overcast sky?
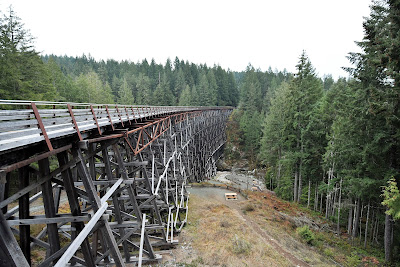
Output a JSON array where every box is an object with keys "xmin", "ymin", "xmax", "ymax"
[{"xmin": 1, "ymin": 0, "xmax": 371, "ymax": 79}]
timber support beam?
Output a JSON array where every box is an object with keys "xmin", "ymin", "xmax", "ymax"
[{"xmin": 0, "ymin": 101, "xmax": 232, "ymax": 266}]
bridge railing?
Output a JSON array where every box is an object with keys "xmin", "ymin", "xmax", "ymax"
[{"xmin": 0, "ymin": 100, "xmax": 230, "ymax": 153}]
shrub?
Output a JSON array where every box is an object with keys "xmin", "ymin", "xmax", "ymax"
[
  {"xmin": 323, "ymin": 248, "xmax": 334, "ymax": 257},
  {"xmin": 346, "ymin": 252, "xmax": 361, "ymax": 267},
  {"xmin": 296, "ymin": 225, "xmax": 315, "ymax": 245},
  {"xmin": 243, "ymin": 204, "xmax": 255, "ymax": 212}
]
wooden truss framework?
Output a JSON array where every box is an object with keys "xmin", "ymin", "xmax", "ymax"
[{"xmin": 0, "ymin": 101, "xmax": 231, "ymax": 266}]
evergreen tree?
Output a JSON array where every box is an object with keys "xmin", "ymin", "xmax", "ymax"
[
  {"xmin": 345, "ymin": 1, "xmax": 400, "ymax": 261},
  {"xmin": 117, "ymin": 77, "xmax": 134, "ymax": 105},
  {"xmin": 152, "ymin": 73, "xmax": 174, "ymax": 106},
  {"xmin": 134, "ymin": 73, "xmax": 151, "ymax": 105},
  {"xmin": 240, "ymin": 65, "xmax": 262, "ymax": 112},
  {"xmin": 178, "ymin": 84, "xmax": 191, "ymax": 106},
  {"xmin": 190, "ymin": 85, "xmax": 199, "ymax": 106},
  {"xmin": 173, "ymin": 68, "xmax": 186, "ymax": 103},
  {"xmin": 75, "ymin": 71, "xmax": 114, "ymax": 104},
  {"xmin": 285, "ymin": 51, "xmax": 323, "ymax": 202},
  {"xmin": 0, "ymin": 7, "xmax": 55, "ymax": 101},
  {"xmin": 197, "ymin": 72, "xmax": 210, "ymax": 106},
  {"xmin": 207, "ymin": 69, "xmax": 218, "ymax": 106},
  {"xmin": 260, "ymin": 82, "xmax": 291, "ymax": 194},
  {"xmin": 45, "ymin": 57, "xmax": 76, "ymax": 102}
]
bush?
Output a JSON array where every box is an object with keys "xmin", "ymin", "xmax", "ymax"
[
  {"xmin": 323, "ymin": 248, "xmax": 334, "ymax": 257},
  {"xmin": 243, "ymin": 204, "xmax": 255, "ymax": 212},
  {"xmin": 346, "ymin": 251, "xmax": 361, "ymax": 267},
  {"xmin": 296, "ymin": 225, "xmax": 315, "ymax": 245}
]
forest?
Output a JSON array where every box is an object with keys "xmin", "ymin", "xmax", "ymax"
[
  {"xmin": 0, "ymin": 0, "xmax": 399, "ymax": 264},
  {"xmin": 0, "ymin": 8, "xmax": 239, "ymax": 107},
  {"xmin": 226, "ymin": 0, "xmax": 399, "ymax": 263}
]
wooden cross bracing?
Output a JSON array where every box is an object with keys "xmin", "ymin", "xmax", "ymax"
[{"xmin": 0, "ymin": 101, "xmax": 231, "ymax": 266}]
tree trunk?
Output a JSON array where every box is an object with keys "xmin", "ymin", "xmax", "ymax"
[
  {"xmin": 364, "ymin": 201, "xmax": 370, "ymax": 248},
  {"xmin": 336, "ymin": 177, "xmax": 342, "ymax": 234},
  {"xmin": 352, "ymin": 198, "xmax": 361, "ymax": 238},
  {"xmin": 347, "ymin": 198, "xmax": 353, "ymax": 236},
  {"xmin": 331, "ymin": 183, "xmax": 337, "ymax": 217},
  {"xmin": 359, "ymin": 203, "xmax": 364, "ymax": 243},
  {"xmin": 270, "ymin": 174, "xmax": 273, "ymax": 191},
  {"xmin": 277, "ymin": 148, "xmax": 281, "ymax": 188},
  {"xmin": 325, "ymin": 171, "xmax": 331, "ymax": 219},
  {"xmin": 307, "ymin": 180, "xmax": 311, "ymax": 208},
  {"xmin": 297, "ymin": 155, "xmax": 303, "ymax": 203},
  {"xmin": 319, "ymin": 189, "xmax": 323, "ymax": 213},
  {"xmin": 314, "ymin": 182, "xmax": 318, "ymax": 211},
  {"xmin": 294, "ymin": 169, "xmax": 298, "ymax": 202},
  {"xmin": 374, "ymin": 216, "xmax": 379, "ymax": 244},
  {"xmin": 384, "ymin": 213, "xmax": 393, "ymax": 262}
]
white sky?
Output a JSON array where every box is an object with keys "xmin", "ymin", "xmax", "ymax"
[{"xmin": 1, "ymin": 0, "xmax": 371, "ymax": 79}]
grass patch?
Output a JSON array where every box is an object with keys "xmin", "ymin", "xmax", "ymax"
[{"xmin": 180, "ymin": 193, "xmax": 291, "ymax": 266}]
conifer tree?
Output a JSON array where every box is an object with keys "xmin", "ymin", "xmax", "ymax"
[
  {"xmin": 0, "ymin": 6, "xmax": 55, "ymax": 100},
  {"xmin": 178, "ymin": 84, "xmax": 191, "ymax": 106},
  {"xmin": 173, "ymin": 68, "xmax": 186, "ymax": 103},
  {"xmin": 285, "ymin": 51, "xmax": 323, "ymax": 202},
  {"xmin": 117, "ymin": 77, "xmax": 134, "ymax": 105},
  {"xmin": 345, "ymin": 1, "xmax": 400, "ymax": 261},
  {"xmin": 134, "ymin": 73, "xmax": 151, "ymax": 105},
  {"xmin": 152, "ymin": 73, "xmax": 174, "ymax": 106}
]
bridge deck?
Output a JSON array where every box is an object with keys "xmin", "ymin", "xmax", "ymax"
[{"xmin": 0, "ymin": 100, "xmax": 228, "ymax": 154}]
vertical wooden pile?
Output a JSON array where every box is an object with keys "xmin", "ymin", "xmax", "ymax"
[{"xmin": 0, "ymin": 103, "xmax": 231, "ymax": 266}]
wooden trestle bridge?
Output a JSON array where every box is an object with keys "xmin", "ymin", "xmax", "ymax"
[{"xmin": 0, "ymin": 100, "xmax": 232, "ymax": 266}]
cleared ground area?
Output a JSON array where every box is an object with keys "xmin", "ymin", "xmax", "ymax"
[{"xmin": 159, "ymin": 186, "xmax": 335, "ymax": 267}]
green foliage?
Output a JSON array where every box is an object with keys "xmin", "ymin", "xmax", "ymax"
[
  {"xmin": 381, "ymin": 177, "xmax": 400, "ymax": 220},
  {"xmin": 0, "ymin": 7, "xmax": 56, "ymax": 101},
  {"xmin": 239, "ymin": 110, "xmax": 263, "ymax": 156},
  {"xmin": 152, "ymin": 73, "xmax": 174, "ymax": 105},
  {"xmin": 296, "ymin": 225, "xmax": 315, "ymax": 245},
  {"xmin": 323, "ymin": 248, "xmax": 334, "ymax": 258},
  {"xmin": 134, "ymin": 73, "xmax": 151, "ymax": 105},
  {"xmin": 0, "ymin": 7, "xmax": 239, "ymax": 106},
  {"xmin": 39, "ymin": 54, "xmax": 238, "ymax": 106},
  {"xmin": 178, "ymin": 84, "xmax": 192, "ymax": 106},
  {"xmin": 346, "ymin": 252, "xmax": 361, "ymax": 267},
  {"xmin": 117, "ymin": 77, "xmax": 134, "ymax": 105},
  {"xmin": 75, "ymin": 71, "xmax": 114, "ymax": 104}
]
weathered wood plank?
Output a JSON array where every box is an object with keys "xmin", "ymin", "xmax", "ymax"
[
  {"xmin": 18, "ymin": 166, "xmax": 30, "ymax": 265},
  {"xmin": 0, "ymin": 210, "xmax": 29, "ymax": 267},
  {"xmin": 38, "ymin": 158, "xmax": 61, "ymax": 264},
  {"xmin": 73, "ymin": 148, "xmax": 125, "ymax": 267},
  {"xmin": 0, "ymin": 119, "xmax": 39, "ymax": 130},
  {"xmin": 57, "ymin": 151, "xmax": 95, "ymax": 267},
  {"xmin": 0, "ymin": 128, "xmax": 42, "ymax": 141},
  {"xmin": 112, "ymin": 144, "xmax": 156, "ymax": 259},
  {"xmin": 7, "ymin": 215, "xmax": 90, "ymax": 226}
]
